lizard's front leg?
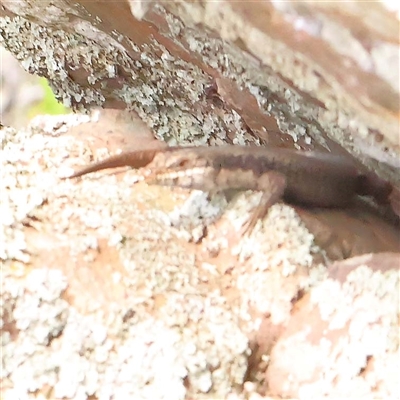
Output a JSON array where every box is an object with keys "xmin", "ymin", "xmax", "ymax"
[
  {"xmin": 145, "ymin": 162, "xmax": 287, "ymax": 234},
  {"xmin": 213, "ymin": 168, "xmax": 287, "ymax": 234},
  {"xmin": 236, "ymin": 172, "xmax": 287, "ymax": 234}
]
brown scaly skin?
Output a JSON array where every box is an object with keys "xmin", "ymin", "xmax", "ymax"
[
  {"xmin": 66, "ymin": 145, "xmax": 397, "ymax": 232},
  {"xmin": 65, "ymin": 148, "xmax": 163, "ymax": 178}
]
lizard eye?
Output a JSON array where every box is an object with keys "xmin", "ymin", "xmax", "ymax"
[
  {"xmin": 166, "ymin": 157, "xmax": 191, "ymax": 169},
  {"xmin": 176, "ymin": 158, "xmax": 191, "ymax": 168}
]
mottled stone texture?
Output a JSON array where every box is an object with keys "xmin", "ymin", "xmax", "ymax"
[
  {"xmin": 1, "ymin": 1, "xmax": 399, "ymax": 399},
  {"xmin": 0, "ymin": 0, "xmax": 399, "ymax": 182},
  {"xmin": 2, "ymin": 114, "xmax": 397, "ymax": 400}
]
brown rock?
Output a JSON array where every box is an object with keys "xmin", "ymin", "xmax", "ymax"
[{"xmin": 266, "ymin": 253, "xmax": 399, "ymax": 399}]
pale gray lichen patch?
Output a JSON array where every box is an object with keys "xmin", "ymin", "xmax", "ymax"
[
  {"xmin": 2, "ymin": 114, "xmax": 256, "ymax": 399},
  {"xmin": 0, "ymin": 114, "xmax": 95, "ymax": 262},
  {"xmin": 29, "ymin": 113, "xmax": 92, "ymax": 135},
  {"xmin": 0, "ymin": 13, "xmax": 253, "ymax": 146},
  {"xmin": 191, "ymin": 192, "xmax": 326, "ymax": 330},
  {"xmin": 157, "ymin": 2, "xmax": 400, "ymax": 175},
  {"xmin": 2, "ymin": 0, "xmax": 79, "ymax": 25},
  {"xmin": 1, "ymin": 268, "xmax": 69, "ymax": 391},
  {"xmin": 233, "ymin": 203, "xmax": 324, "ymax": 326},
  {"xmin": 156, "ymin": 5, "xmax": 320, "ymax": 146},
  {"xmin": 115, "ymin": 38, "xmax": 251, "ymax": 145},
  {"xmin": 168, "ymin": 190, "xmax": 227, "ymax": 242},
  {"xmin": 238, "ymin": 203, "xmax": 316, "ymax": 267},
  {"xmin": 1, "ymin": 111, "xmax": 338, "ymax": 399},
  {"xmin": 0, "ymin": 15, "xmax": 107, "ymax": 109},
  {"xmin": 285, "ymin": 265, "xmax": 400, "ymax": 399},
  {"xmin": 312, "ymin": 265, "xmax": 399, "ymax": 340},
  {"xmin": 163, "ymin": 292, "xmax": 250, "ymax": 395}
]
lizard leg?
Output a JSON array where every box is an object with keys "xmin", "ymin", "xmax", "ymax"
[{"xmin": 242, "ymin": 171, "xmax": 287, "ymax": 234}]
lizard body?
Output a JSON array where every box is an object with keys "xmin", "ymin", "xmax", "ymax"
[{"xmin": 66, "ymin": 145, "xmax": 394, "ymax": 232}]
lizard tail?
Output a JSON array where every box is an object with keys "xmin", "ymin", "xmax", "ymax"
[{"xmin": 66, "ymin": 149, "xmax": 162, "ymax": 179}]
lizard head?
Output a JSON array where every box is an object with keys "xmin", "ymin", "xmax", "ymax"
[
  {"xmin": 150, "ymin": 148, "xmax": 208, "ymax": 171},
  {"xmin": 144, "ymin": 148, "xmax": 217, "ymax": 191}
]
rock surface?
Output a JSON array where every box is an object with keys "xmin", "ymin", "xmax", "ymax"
[
  {"xmin": 1, "ymin": 1, "xmax": 399, "ymax": 181},
  {"xmin": 1, "ymin": 1, "xmax": 399, "ymax": 399},
  {"xmin": 1, "ymin": 113, "xmax": 399, "ymax": 399}
]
